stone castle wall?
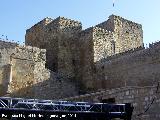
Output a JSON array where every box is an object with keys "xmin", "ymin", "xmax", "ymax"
[
  {"xmin": 10, "ymin": 45, "xmax": 79, "ymax": 99},
  {"xmin": 78, "ymin": 26, "xmax": 114, "ymax": 91},
  {"xmin": 1, "ymin": 14, "xmax": 160, "ymax": 120},
  {"xmin": 93, "ymin": 27, "xmax": 114, "ymax": 62},
  {"xmin": 26, "ymin": 17, "xmax": 82, "ymax": 78},
  {"xmin": 0, "ymin": 41, "xmax": 78, "ymax": 99},
  {"xmin": 78, "ymin": 27, "xmax": 95, "ymax": 91},
  {"xmin": 113, "ymin": 15, "xmax": 143, "ymax": 53},
  {"xmin": 96, "ymin": 15, "xmax": 143, "ymax": 54},
  {"xmin": 25, "ymin": 15, "xmax": 144, "ymax": 92},
  {"xmin": 63, "ymin": 86, "xmax": 160, "ymax": 120},
  {"xmin": 0, "ymin": 41, "xmax": 17, "ymax": 96},
  {"xmin": 94, "ymin": 41, "xmax": 160, "ymax": 89}
]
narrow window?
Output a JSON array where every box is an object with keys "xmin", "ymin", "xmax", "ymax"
[
  {"xmin": 72, "ymin": 59, "xmax": 76, "ymax": 66},
  {"xmin": 0, "ymin": 53, "xmax": 2, "ymax": 63},
  {"xmin": 111, "ymin": 41, "xmax": 115, "ymax": 54}
]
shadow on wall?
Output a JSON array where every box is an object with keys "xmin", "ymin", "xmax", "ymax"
[
  {"xmin": 94, "ymin": 43, "xmax": 160, "ymax": 90},
  {"xmin": 1, "ymin": 71, "xmax": 79, "ymax": 100},
  {"xmin": 0, "ymin": 65, "xmax": 11, "ymax": 96}
]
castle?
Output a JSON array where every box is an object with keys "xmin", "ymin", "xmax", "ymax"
[{"xmin": 0, "ymin": 15, "xmax": 160, "ymax": 120}]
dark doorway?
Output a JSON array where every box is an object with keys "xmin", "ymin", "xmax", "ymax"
[{"xmin": 101, "ymin": 98, "xmax": 115, "ymax": 103}]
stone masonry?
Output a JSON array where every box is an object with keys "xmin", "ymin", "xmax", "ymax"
[
  {"xmin": 25, "ymin": 17, "xmax": 82, "ymax": 79},
  {"xmin": 0, "ymin": 43, "xmax": 78, "ymax": 99},
  {"xmin": 63, "ymin": 86, "xmax": 160, "ymax": 120},
  {"xmin": 0, "ymin": 14, "xmax": 160, "ymax": 120},
  {"xmin": 26, "ymin": 14, "xmax": 143, "ymax": 91}
]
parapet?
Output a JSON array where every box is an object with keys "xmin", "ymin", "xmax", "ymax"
[
  {"xmin": 96, "ymin": 14, "xmax": 142, "ymax": 33},
  {"xmin": 80, "ymin": 26, "xmax": 113, "ymax": 37},
  {"xmin": 93, "ymin": 26, "xmax": 113, "ymax": 35},
  {"xmin": 0, "ymin": 40, "xmax": 18, "ymax": 49},
  {"xmin": 102, "ymin": 45, "xmax": 145, "ymax": 62},
  {"xmin": 26, "ymin": 17, "xmax": 53, "ymax": 33},
  {"xmin": 58, "ymin": 17, "xmax": 82, "ymax": 28},
  {"xmin": 149, "ymin": 40, "xmax": 160, "ymax": 48},
  {"xmin": 50, "ymin": 16, "xmax": 82, "ymax": 34},
  {"xmin": 109, "ymin": 14, "xmax": 142, "ymax": 29},
  {"xmin": 26, "ymin": 16, "xmax": 82, "ymax": 39},
  {"xmin": 13, "ymin": 45, "xmax": 46, "ymax": 62}
]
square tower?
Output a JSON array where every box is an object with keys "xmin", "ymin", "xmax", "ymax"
[
  {"xmin": 96, "ymin": 15, "xmax": 144, "ymax": 54},
  {"xmin": 25, "ymin": 17, "xmax": 82, "ymax": 78}
]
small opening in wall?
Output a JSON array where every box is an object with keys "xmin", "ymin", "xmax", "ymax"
[
  {"xmin": 101, "ymin": 98, "xmax": 115, "ymax": 103},
  {"xmin": 72, "ymin": 59, "xmax": 76, "ymax": 66},
  {"xmin": 0, "ymin": 53, "xmax": 2, "ymax": 63},
  {"xmin": 111, "ymin": 41, "xmax": 115, "ymax": 54},
  {"xmin": 93, "ymin": 65, "xmax": 96, "ymax": 73},
  {"xmin": 101, "ymin": 66, "xmax": 104, "ymax": 69},
  {"xmin": 126, "ymin": 31, "xmax": 129, "ymax": 34},
  {"xmin": 45, "ymin": 62, "xmax": 57, "ymax": 72}
]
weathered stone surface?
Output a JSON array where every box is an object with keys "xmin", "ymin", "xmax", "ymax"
[
  {"xmin": 0, "ymin": 14, "xmax": 160, "ymax": 120},
  {"xmin": 63, "ymin": 86, "xmax": 160, "ymax": 120},
  {"xmin": 94, "ymin": 42, "xmax": 160, "ymax": 89},
  {"xmin": 25, "ymin": 17, "xmax": 82, "ymax": 79},
  {"xmin": 0, "ymin": 43, "xmax": 79, "ymax": 99},
  {"xmin": 96, "ymin": 15, "xmax": 143, "ymax": 53}
]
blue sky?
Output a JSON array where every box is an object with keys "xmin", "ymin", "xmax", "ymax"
[{"xmin": 0, "ymin": 0, "xmax": 159, "ymax": 45}]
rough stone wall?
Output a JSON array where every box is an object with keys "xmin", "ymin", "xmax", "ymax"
[
  {"xmin": 96, "ymin": 15, "xmax": 143, "ymax": 54},
  {"xmin": 25, "ymin": 15, "xmax": 144, "ymax": 92},
  {"xmin": 112, "ymin": 15, "xmax": 143, "ymax": 53},
  {"xmin": 96, "ymin": 15, "xmax": 115, "ymax": 32},
  {"xmin": 25, "ymin": 17, "xmax": 53, "ymax": 47},
  {"xmin": 7, "ymin": 45, "xmax": 47, "ymax": 97},
  {"xmin": 95, "ymin": 41, "xmax": 160, "ymax": 89},
  {"xmin": 0, "ymin": 43, "xmax": 78, "ymax": 99},
  {"xmin": 78, "ymin": 26, "xmax": 114, "ymax": 91},
  {"xmin": 0, "ymin": 65, "xmax": 11, "ymax": 96},
  {"xmin": 34, "ymin": 71, "xmax": 79, "ymax": 100},
  {"xmin": 25, "ymin": 17, "xmax": 82, "ymax": 78},
  {"xmin": 56, "ymin": 17, "xmax": 82, "ymax": 78},
  {"xmin": 1, "ymin": 15, "xmax": 160, "ymax": 120},
  {"xmin": 63, "ymin": 86, "xmax": 160, "ymax": 120},
  {"xmin": 78, "ymin": 27, "xmax": 95, "ymax": 91},
  {"xmin": 25, "ymin": 17, "xmax": 57, "ymax": 71},
  {"xmin": 93, "ymin": 27, "xmax": 114, "ymax": 62},
  {"xmin": 0, "ymin": 41, "xmax": 17, "ymax": 96}
]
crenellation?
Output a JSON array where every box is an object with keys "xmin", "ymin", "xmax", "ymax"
[
  {"xmin": 1, "ymin": 14, "xmax": 160, "ymax": 120},
  {"xmin": 149, "ymin": 40, "xmax": 160, "ymax": 48},
  {"xmin": 59, "ymin": 16, "xmax": 82, "ymax": 27},
  {"xmin": 26, "ymin": 17, "xmax": 53, "ymax": 33},
  {"xmin": 111, "ymin": 14, "xmax": 142, "ymax": 28},
  {"xmin": 0, "ymin": 40, "xmax": 18, "ymax": 49}
]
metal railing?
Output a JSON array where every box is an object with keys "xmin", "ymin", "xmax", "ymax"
[{"xmin": 0, "ymin": 97, "xmax": 133, "ymax": 120}]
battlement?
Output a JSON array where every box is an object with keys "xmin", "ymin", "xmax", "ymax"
[
  {"xmin": 0, "ymin": 40, "xmax": 18, "ymax": 49},
  {"xmin": 25, "ymin": 14, "xmax": 144, "ymax": 90},
  {"xmin": 44, "ymin": 16, "xmax": 82, "ymax": 32},
  {"xmin": 27, "ymin": 16, "xmax": 82, "ymax": 33},
  {"xmin": 13, "ymin": 45, "xmax": 46, "ymax": 62},
  {"xmin": 80, "ymin": 26, "xmax": 113, "ymax": 38},
  {"xmin": 54, "ymin": 16, "xmax": 82, "ymax": 34},
  {"xmin": 1, "ymin": 14, "xmax": 160, "ymax": 120},
  {"xmin": 97, "ymin": 40, "xmax": 160, "ymax": 63},
  {"xmin": 101, "ymin": 45, "xmax": 145, "ymax": 62},
  {"xmin": 93, "ymin": 26, "xmax": 114, "ymax": 35},
  {"xmin": 109, "ymin": 14, "xmax": 142, "ymax": 29},
  {"xmin": 149, "ymin": 40, "xmax": 160, "ymax": 48},
  {"xmin": 58, "ymin": 16, "xmax": 82, "ymax": 27},
  {"xmin": 26, "ymin": 17, "xmax": 53, "ymax": 33}
]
